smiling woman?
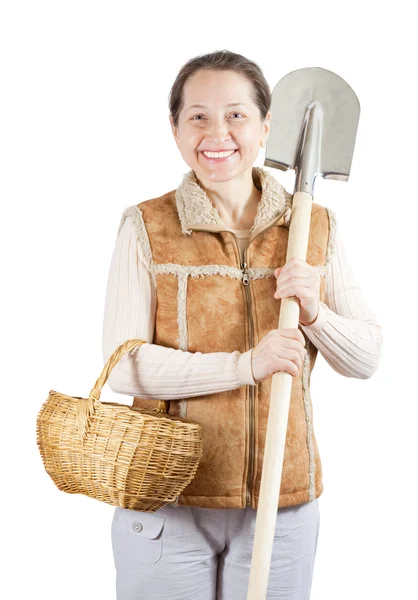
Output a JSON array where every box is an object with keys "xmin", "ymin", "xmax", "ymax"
[{"xmin": 103, "ymin": 49, "xmax": 382, "ymax": 600}]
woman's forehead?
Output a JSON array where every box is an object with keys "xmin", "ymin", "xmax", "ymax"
[{"xmin": 184, "ymin": 70, "xmax": 253, "ymax": 100}]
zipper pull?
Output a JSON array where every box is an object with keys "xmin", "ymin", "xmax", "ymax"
[{"xmin": 241, "ymin": 262, "xmax": 249, "ymax": 285}]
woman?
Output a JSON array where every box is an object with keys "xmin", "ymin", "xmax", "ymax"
[{"xmin": 102, "ymin": 50, "xmax": 383, "ymax": 600}]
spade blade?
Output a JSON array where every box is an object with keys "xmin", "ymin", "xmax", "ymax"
[{"xmin": 264, "ymin": 67, "xmax": 360, "ymax": 189}]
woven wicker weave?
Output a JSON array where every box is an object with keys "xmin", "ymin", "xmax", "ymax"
[{"xmin": 36, "ymin": 339, "xmax": 203, "ymax": 512}]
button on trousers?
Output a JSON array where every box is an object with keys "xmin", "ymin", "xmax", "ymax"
[{"xmin": 111, "ymin": 498, "xmax": 320, "ymax": 599}]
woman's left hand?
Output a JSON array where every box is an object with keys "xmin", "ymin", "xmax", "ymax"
[{"xmin": 274, "ymin": 257, "xmax": 320, "ymax": 326}]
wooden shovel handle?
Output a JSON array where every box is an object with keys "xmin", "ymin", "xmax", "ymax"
[{"xmin": 247, "ymin": 191, "xmax": 314, "ymax": 599}]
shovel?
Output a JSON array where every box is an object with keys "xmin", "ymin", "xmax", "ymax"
[{"xmin": 246, "ymin": 67, "xmax": 360, "ymax": 599}]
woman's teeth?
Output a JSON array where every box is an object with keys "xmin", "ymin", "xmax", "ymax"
[{"xmin": 202, "ymin": 150, "xmax": 236, "ymax": 158}]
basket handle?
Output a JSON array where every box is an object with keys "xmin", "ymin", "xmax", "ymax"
[{"xmin": 76, "ymin": 339, "xmax": 169, "ymax": 439}]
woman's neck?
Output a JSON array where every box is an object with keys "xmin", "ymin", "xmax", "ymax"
[{"xmin": 194, "ymin": 170, "xmax": 261, "ymax": 230}]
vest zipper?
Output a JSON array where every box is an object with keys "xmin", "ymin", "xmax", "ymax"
[{"xmin": 241, "ymin": 258, "xmax": 254, "ymax": 507}]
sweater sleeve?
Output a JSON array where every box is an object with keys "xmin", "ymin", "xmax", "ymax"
[
  {"xmin": 101, "ymin": 211, "xmax": 256, "ymax": 402},
  {"xmin": 299, "ymin": 217, "xmax": 383, "ymax": 379}
]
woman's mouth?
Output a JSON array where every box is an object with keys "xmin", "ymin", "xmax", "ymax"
[{"xmin": 200, "ymin": 149, "xmax": 239, "ymax": 163}]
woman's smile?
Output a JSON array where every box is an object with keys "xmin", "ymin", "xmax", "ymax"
[{"xmin": 200, "ymin": 148, "xmax": 239, "ymax": 163}]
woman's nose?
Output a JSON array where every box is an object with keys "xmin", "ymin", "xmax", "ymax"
[{"xmin": 206, "ymin": 119, "xmax": 231, "ymax": 143}]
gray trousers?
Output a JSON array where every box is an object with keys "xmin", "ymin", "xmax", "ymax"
[{"xmin": 111, "ymin": 498, "xmax": 320, "ymax": 599}]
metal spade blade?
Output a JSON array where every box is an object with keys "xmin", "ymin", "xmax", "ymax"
[{"xmin": 264, "ymin": 66, "xmax": 360, "ymax": 194}]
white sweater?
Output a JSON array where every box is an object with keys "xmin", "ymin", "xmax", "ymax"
[{"xmin": 102, "ymin": 213, "xmax": 383, "ymax": 399}]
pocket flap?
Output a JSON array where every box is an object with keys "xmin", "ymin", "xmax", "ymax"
[{"xmin": 115, "ymin": 508, "xmax": 165, "ymax": 540}]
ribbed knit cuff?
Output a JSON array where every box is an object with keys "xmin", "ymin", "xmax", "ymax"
[
  {"xmin": 299, "ymin": 302, "xmax": 328, "ymax": 334},
  {"xmin": 238, "ymin": 349, "xmax": 257, "ymax": 386}
]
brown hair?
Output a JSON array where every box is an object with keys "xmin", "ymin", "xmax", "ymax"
[{"xmin": 168, "ymin": 49, "xmax": 271, "ymax": 128}]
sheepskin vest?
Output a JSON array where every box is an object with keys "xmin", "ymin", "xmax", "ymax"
[{"xmin": 120, "ymin": 166, "xmax": 336, "ymax": 510}]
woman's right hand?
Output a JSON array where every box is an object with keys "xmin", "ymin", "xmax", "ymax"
[{"xmin": 251, "ymin": 328, "xmax": 307, "ymax": 384}]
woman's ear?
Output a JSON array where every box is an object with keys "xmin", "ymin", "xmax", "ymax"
[{"xmin": 169, "ymin": 115, "xmax": 180, "ymax": 149}]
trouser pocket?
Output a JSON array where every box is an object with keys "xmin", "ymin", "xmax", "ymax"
[{"xmin": 111, "ymin": 506, "xmax": 165, "ymax": 566}]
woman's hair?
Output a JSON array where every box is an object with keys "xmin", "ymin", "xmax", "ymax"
[{"xmin": 168, "ymin": 49, "xmax": 271, "ymax": 128}]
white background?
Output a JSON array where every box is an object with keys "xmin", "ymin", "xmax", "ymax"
[{"xmin": 2, "ymin": 1, "xmax": 416, "ymax": 598}]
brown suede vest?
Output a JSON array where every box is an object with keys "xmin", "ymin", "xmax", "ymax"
[{"xmin": 122, "ymin": 167, "xmax": 335, "ymax": 510}]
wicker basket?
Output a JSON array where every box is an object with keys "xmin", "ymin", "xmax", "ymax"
[{"xmin": 36, "ymin": 339, "xmax": 203, "ymax": 512}]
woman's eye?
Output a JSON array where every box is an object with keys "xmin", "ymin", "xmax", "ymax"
[{"xmin": 191, "ymin": 112, "xmax": 245, "ymax": 121}]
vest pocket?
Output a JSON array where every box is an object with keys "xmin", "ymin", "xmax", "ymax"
[{"xmin": 111, "ymin": 507, "xmax": 165, "ymax": 565}]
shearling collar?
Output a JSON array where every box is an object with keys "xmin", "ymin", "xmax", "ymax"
[{"xmin": 175, "ymin": 166, "xmax": 293, "ymax": 237}]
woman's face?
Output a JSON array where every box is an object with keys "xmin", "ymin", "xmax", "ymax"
[{"xmin": 170, "ymin": 69, "xmax": 270, "ymax": 184}]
